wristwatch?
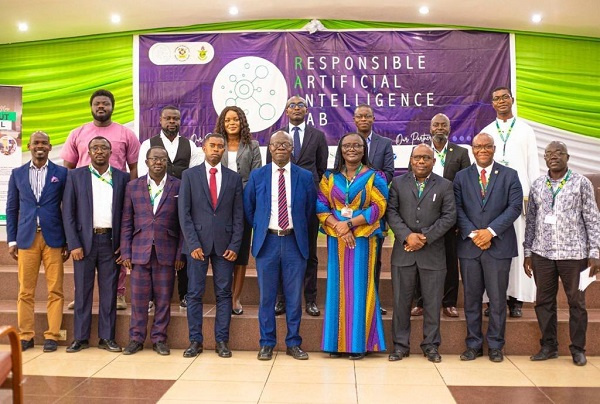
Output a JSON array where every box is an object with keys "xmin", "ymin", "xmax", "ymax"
[{"xmin": 347, "ymin": 220, "xmax": 353, "ymax": 228}]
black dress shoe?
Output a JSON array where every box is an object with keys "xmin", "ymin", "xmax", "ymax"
[
  {"xmin": 43, "ymin": 339, "xmax": 57, "ymax": 352},
  {"xmin": 98, "ymin": 338, "xmax": 122, "ymax": 352},
  {"xmin": 20, "ymin": 338, "xmax": 34, "ymax": 351},
  {"xmin": 488, "ymin": 348, "xmax": 504, "ymax": 362},
  {"xmin": 572, "ymin": 352, "xmax": 587, "ymax": 366},
  {"xmin": 509, "ymin": 307, "xmax": 522, "ymax": 318},
  {"xmin": 530, "ymin": 346, "xmax": 558, "ymax": 361},
  {"xmin": 424, "ymin": 347, "xmax": 442, "ymax": 363},
  {"xmin": 388, "ymin": 349, "xmax": 409, "ymax": 361},
  {"xmin": 215, "ymin": 341, "xmax": 232, "ymax": 358},
  {"xmin": 232, "ymin": 306, "xmax": 244, "ymax": 315},
  {"xmin": 305, "ymin": 302, "xmax": 321, "ymax": 317},
  {"xmin": 274, "ymin": 301, "xmax": 286, "ymax": 316},
  {"xmin": 380, "ymin": 307, "xmax": 387, "ymax": 315},
  {"xmin": 153, "ymin": 341, "xmax": 170, "ymax": 356},
  {"xmin": 179, "ymin": 298, "xmax": 187, "ymax": 309},
  {"xmin": 66, "ymin": 339, "xmax": 89, "ymax": 353},
  {"xmin": 349, "ymin": 352, "xmax": 366, "ymax": 360},
  {"xmin": 329, "ymin": 352, "xmax": 343, "ymax": 358},
  {"xmin": 460, "ymin": 347, "xmax": 483, "ymax": 361},
  {"xmin": 183, "ymin": 341, "xmax": 203, "ymax": 358},
  {"xmin": 286, "ymin": 345, "xmax": 308, "ymax": 360},
  {"xmin": 123, "ymin": 340, "xmax": 144, "ymax": 355},
  {"xmin": 257, "ymin": 345, "xmax": 274, "ymax": 360}
]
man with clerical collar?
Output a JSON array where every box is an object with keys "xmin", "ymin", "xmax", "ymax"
[{"xmin": 524, "ymin": 141, "xmax": 600, "ymax": 366}]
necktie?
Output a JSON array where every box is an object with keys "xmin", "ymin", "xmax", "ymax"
[
  {"xmin": 209, "ymin": 167, "xmax": 218, "ymax": 209},
  {"xmin": 278, "ymin": 168, "xmax": 289, "ymax": 230},
  {"xmin": 292, "ymin": 127, "xmax": 301, "ymax": 159},
  {"xmin": 480, "ymin": 169, "xmax": 487, "ymax": 199}
]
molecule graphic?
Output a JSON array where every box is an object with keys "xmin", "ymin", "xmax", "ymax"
[{"xmin": 212, "ymin": 56, "xmax": 288, "ymax": 132}]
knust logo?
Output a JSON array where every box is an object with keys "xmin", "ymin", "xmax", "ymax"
[{"xmin": 212, "ymin": 56, "xmax": 288, "ymax": 132}]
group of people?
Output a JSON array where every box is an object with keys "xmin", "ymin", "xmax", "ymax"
[{"xmin": 7, "ymin": 87, "xmax": 599, "ymax": 366}]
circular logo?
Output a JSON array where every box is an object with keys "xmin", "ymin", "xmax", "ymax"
[
  {"xmin": 175, "ymin": 45, "xmax": 190, "ymax": 62},
  {"xmin": 0, "ymin": 135, "xmax": 17, "ymax": 155},
  {"xmin": 212, "ymin": 56, "xmax": 288, "ymax": 132}
]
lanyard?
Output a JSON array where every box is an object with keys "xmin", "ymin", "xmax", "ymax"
[
  {"xmin": 495, "ymin": 118, "xmax": 516, "ymax": 158},
  {"xmin": 89, "ymin": 165, "xmax": 113, "ymax": 187},
  {"xmin": 434, "ymin": 147, "xmax": 447, "ymax": 167},
  {"xmin": 148, "ymin": 184, "xmax": 164, "ymax": 207},
  {"xmin": 545, "ymin": 169, "xmax": 571, "ymax": 208},
  {"xmin": 344, "ymin": 163, "xmax": 363, "ymax": 205},
  {"xmin": 478, "ymin": 170, "xmax": 488, "ymax": 200},
  {"xmin": 415, "ymin": 176, "xmax": 428, "ymax": 198}
]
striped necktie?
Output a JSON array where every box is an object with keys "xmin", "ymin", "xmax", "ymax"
[{"xmin": 277, "ymin": 168, "xmax": 289, "ymax": 229}]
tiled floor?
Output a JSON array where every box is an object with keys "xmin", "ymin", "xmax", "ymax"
[{"xmin": 2, "ymin": 345, "xmax": 600, "ymax": 403}]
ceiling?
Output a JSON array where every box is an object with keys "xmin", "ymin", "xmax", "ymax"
[{"xmin": 5, "ymin": 0, "xmax": 599, "ymax": 44}]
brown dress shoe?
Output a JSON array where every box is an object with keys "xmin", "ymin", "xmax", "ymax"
[
  {"xmin": 443, "ymin": 307, "xmax": 459, "ymax": 317},
  {"xmin": 410, "ymin": 306, "xmax": 423, "ymax": 316}
]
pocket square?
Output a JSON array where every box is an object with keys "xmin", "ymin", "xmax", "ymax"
[{"xmin": 51, "ymin": 176, "xmax": 60, "ymax": 183}]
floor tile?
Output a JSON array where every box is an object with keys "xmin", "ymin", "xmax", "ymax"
[
  {"xmin": 268, "ymin": 364, "xmax": 355, "ymax": 384},
  {"xmin": 161, "ymin": 380, "xmax": 264, "ymax": 402},
  {"xmin": 180, "ymin": 362, "xmax": 272, "ymax": 382},
  {"xmin": 508, "ymin": 355, "xmax": 580, "ymax": 369},
  {"xmin": 23, "ymin": 357, "xmax": 112, "ymax": 377},
  {"xmin": 354, "ymin": 354, "xmax": 436, "ymax": 369},
  {"xmin": 356, "ymin": 366, "xmax": 445, "ymax": 385},
  {"xmin": 438, "ymin": 367, "xmax": 534, "ymax": 386},
  {"xmin": 188, "ymin": 350, "xmax": 277, "ymax": 366},
  {"xmin": 113, "ymin": 349, "xmax": 193, "ymax": 364},
  {"xmin": 438, "ymin": 355, "xmax": 519, "ymax": 370},
  {"xmin": 159, "ymin": 401, "xmax": 255, "ymax": 404},
  {"xmin": 539, "ymin": 387, "xmax": 600, "ymax": 404},
  {"xmin": 449, "ymin": 386, "xmax": 551, "ymax": 404},
  {"xmin": 521, "ymin": 366, "xmax": 600, "ymax": 387},
  {"xmin": 273, "ymin": 352, "xmax": 355, "ymax": 368},
  {"xmin": 260, "ymin": 382, "xmax": 357, "ymax": 403},
  {"xmin": 57, "ymin": 398, "xmax": 157, "ymax": 404},
  {"xmin": 358, "ymin": 384, "xmax": 455, "ymax": 404},
  {"xmin": 91, "ymin": 360, "xmax": 191, "ymax": 380},
  {"xmin": 21, "ymin": 375, "xmax": 86, "ymax": 396},
  {"xmin": 65, "ymin": 378, "xmax": 175, "ymax": 400}
]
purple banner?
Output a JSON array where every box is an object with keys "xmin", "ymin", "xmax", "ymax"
[{"xmin": 137, "ymin": 30, "xmax": 510, "ymax": 148}]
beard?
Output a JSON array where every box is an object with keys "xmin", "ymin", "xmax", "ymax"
[
  {"xmin": 432, "ymin": 133, "xmax": 447, "ymax": 144},
  {"xmin": 92, "ymin": 110, "xmax": 112, "ymax": 123},
  {"xmin": 162, "ymin": 126, "xmax": 179, "ymax": 138}
]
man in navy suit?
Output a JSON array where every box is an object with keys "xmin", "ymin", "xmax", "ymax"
[
  {"xmin": 454, "ymin": 133, "xmax": 522, "ymax": 363},
  {"xmin": 63, "ymin": 136, "xmax": 130, "ymax": 353},
  {"xmin": 178, "ymin": 133, "xmax": 244, "ymax": 358},
  {"xmin": 6, "ymin": 131, "xmax": 69, "ymax": 352},
  {"xmin": 268, "ymin": 95, "xmax": 328, "ymax": 317},
  {"xmin": 244, "ymin": 131, "xmax": 317, "ymax": 361}
]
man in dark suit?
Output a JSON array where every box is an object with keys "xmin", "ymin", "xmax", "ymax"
[
  {"xmin": 412, "ymin": 114, "xmax": 470, "ymax": 318},
  {"xmin": 245, "ymin": 131, "xmax": 317, "ymax": 361},
  {"xmin": 62, "ymin": 136, "xmax": 130, "ymax": 353},
  {"xmin": 6, "ymin": 131, "xmax": 69, "ymax": 352},
  {"xmin": 386, "ymin": 144, "xmax": 456, "ymax": 362},
  {"xmin": 454, "ymin": 133, "xmax": 522, "ymax": 363},
  {"xmin": 121, "ymin": 146, "xmax": 183, "ymax": 356},
  {"xmin": 268, "ymin": 95, "xmax": 328, "ymax": 317},
  {"xmin": 178, "ymin": 133, "xmax": 244, "ymax": 358}
]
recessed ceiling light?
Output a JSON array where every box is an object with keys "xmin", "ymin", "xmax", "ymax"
[
  {"xmin": 229, "ymin": 6, "xmax": 239, "ymax": 16},
  {"xmin": 111, "ymin": 14, "xmax": 121, "ymax": 24},
  {"xmin": 419, "ymin": 6, "xmax": 430, "ymax": 15},
  {"xmin": 531, "ymin": 14, "xmax": 542, "ymax": 23},
  {"xmin": 18, "ymin": 22, "xmax": 28, "ymax": 32}
]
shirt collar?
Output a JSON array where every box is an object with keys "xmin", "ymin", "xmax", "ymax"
[
  {"xmin": 205, "ymin": 161, "xmax": 222, "ymax": 174},
  {"xmin": 89, "ymin": 164, "xmax": 112, "ymax": 177},
  {"xmin": 160, "ymin": 131, "xmax": 180, "ymax": 143},
  {"xmin": 147, "ymin": 174, "xmax": 167, "ymax": 188},
  {"xmin": 290, "ymin": 122, "xmax": 306, "ymax": 132},
  {"xmin": 29, "ymin": 160, "xmax": 49, "ymax": 170},
  {"xmin": 272, "ymin": 161, "xmax": 292, "ymax": 173},
  {"xmin": 476, "ymin": 162, "xmax": 494, "ymax": 174}
]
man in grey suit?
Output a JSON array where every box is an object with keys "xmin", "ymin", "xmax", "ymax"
[{"xmin": 386, "ymin": 144, "xmax": 456, "ymax": 362}]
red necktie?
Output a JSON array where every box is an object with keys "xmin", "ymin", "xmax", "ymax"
[
  {"xmin": 278, "ymin": 168, "xmax": 289, "ymax": 230},
  {"xmin": 209, "ymin": 167, "xmax": 218, "ymax": 209},
  {"xmin": 480, "ymin": 169, "xmax": 487, "ymax": 199}
]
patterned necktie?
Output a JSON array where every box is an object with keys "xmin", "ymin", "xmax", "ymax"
[
  {"xmin": 292, "ymin": 127, "xmax": 301, "ymax": 159},
  {"xmin": 278, "ymin": 168, "xmax": 289, "ymax": 230},
  {"xmin": 209, "ymin": 167, "xmax": 218, "ymax": 209},
  {"xmin": 480, "ymin": 169, "xmax": 487, "ymax": 199}
]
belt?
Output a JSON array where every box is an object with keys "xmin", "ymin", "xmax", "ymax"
[
  {"xmin": 93, "ymin": 227, "xmax": 112, "ymax": 234},
  {"xmin": 268, "ymin": 228, "xmax": 294, "ymax": 236}
]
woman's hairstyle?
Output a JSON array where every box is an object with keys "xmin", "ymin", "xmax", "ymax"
[
  {"xmin": 213, "ymin": 106, "xmax": 252, "ymax": 145},
  {"xmin": 332, "ymin": 132, "xmax": 371, "ymax": 173}
]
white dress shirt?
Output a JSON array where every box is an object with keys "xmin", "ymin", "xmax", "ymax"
[
  {"xmin": 205, "ymin": 162, "xmax": 223, "ymax": 198},
  {"xmin": 147, "ymin": 174, "xmax": 167, "ymax": 214},
  {"xmin": 90, "ymin": 165, "xmax": 114, "ymax": 228},
  {"xmin": 137, "ymin": 132, "xmax": 204, "ymax": 177},
  {"xmin": 289, "ymin": 121, "xmax": 306, "ymax": 148},
  {"xmin": 432, "ymin": 144, "xmax": 447, "ymax": 177},
  {"xmin": 471, "ymin": 162, "xmax": 496, "ymax": 237},
  {"xmin": 268, "ymin": 162, "xmax": 293, "ymax": 230}
]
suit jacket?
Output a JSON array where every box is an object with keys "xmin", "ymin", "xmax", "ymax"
[
  {"xmin": 441, "ymin": 142, "xmax": 471, "ymax": 182},
  {"xmin": 244, "ymin": 163, "xmax": 317, "ymax": 259},
  {"xmin": 62, "ymin": 166, "xmax": 129, "ymax": 255},
  {"xmin": 334, "ymin": 132, "xmax": 395, "ymax": 183},
  {"xmin": 120, "ymin": 175, "xmax": 181, "ymax": 266},
  {"xmin": 6, "ymin": 160, "xmax": 68, "ymax": 249},
  {"xmin": 454, "ymin": 162, "xmax": 523, "ymax": 260},
  {"xmin": 178, "ymin": 163, "xmax": 244, "ymax": 255},
  {"xmin": 386, "ymin": 172, "xmax": 456, "ymax": 270},
  {"xmin": 267, "ymin": 124, "xmax": 328, "ymax": 187},
  {"xmin": 221, "ymin": 139, "xmax": 261, "ymax": 188}
]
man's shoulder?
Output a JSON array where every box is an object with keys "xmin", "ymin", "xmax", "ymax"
[
  {"xmin": 431, "ymin": 172, "xmax": 452, "ymax": 186},
  {"xmin": 448, "ymin": 142, "xmax": 468, "ymax": 153},
  {"xmin": 292, "ymin": 163, "xmax": 313, "ymax": 180},
  {"xmin": 306, "ymin": 124, "xmax": 326, "ymax": 136},
  {"xmin": 373, "ymin": 132, "xmax": 392, "ymax": 145}
]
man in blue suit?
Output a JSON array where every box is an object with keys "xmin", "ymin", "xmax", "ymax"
[
  {"xmin": 6, "ymin": 131, "xmax": 69, "ymax": 352},
  {"xmin": 62, "ymin": 136, "xmax": 130, "ymax": 353},
  {"xmin": 454, "ymin": 133, "xmax": 523, "ymax": 363},
  {"xmin": 244, "ymin": 131, "xmax": 317, "ymax": 361},
  {"xmin": 178, "ymin": 133, "xmax": 244, "ymax": 359}
]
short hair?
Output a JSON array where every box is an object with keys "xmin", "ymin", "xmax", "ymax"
[
  {"xmin": 146, "ymin": 145, "xmax": 167, "ymax": 159},
  {"xmin": 354, "ymin": 104, "xmax": 374, "ymax": 115},
  {"xmin": 286, "ymin": 95, "xmax": 307, "ymax": 105},
  {"xmin": 90, "ymin": 89, "xmax": 115, "ymax": 107},
  {"xmin": 29, "ymin": 130, "xmax": 50, "ymax": 142},
  {"xmin": 270, "ymin": 130, "xmax": 293, "ymax": 143},
  {"xmin": 203, "ymin": 132, "xmax": 226, "ymax": 144},
  {"xmin": 160, "ymin": 105, "xmax": 180, "ymax": 115},
  {"xmin": 491, "ymin": 86, "xmax": 512, "ymax": 98},
  {"xmin": 472, "ymin": 132, "xmax": 494, "ymax": 145},
  {"xmin": 411, "ymin": 143, "xmax": 434, "ymax": 157},
  {"xmin": 87, "ymin": 136, "xmax": 112, "ymax": 149}
]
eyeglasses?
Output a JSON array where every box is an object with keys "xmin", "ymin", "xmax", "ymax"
[
  {"xmin": 341, "ymin": 143, "xmax": 364, "ymax": 151},
  {"xmin": 492, "ymin": 94, "xmax": 511, "ymax": 102},
  {"xmin": 472, "ymin": 145, "xmax": 495, "ymax": 151},
  {"xmin": 411, "ymin": 155, "xmax": 433, "ymax": 162},
  {"xmin": 544, "ymin": 151, "xmax": 568, "ymax": 159},
  {"xmin": 354, "ymin": 114, "xmax": 374, "ymax": 120},
  {"xmin": 148, "ymin": 157, "xmax": 168, "ymax": 163},
  {"xmin": 269, "ymin": 142, "xmax": 292, "ymax": 149},
  {"xmin": 287, "ymin": 102, "xmax": 306, "ymax": 109},
  {"xmin": 90, "ymin": 146, "xmax": 110, "ymax": 153}
]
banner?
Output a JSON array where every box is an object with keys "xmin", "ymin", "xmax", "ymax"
[
  {"xmin": 0, "ymin": 85, "xmax": 23, "ymax": 226},
  {"xmin": 136, "ymin": 30, "xmax": 511, "ymax": 166}
]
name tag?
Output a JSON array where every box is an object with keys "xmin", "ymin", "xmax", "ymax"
[
  {"xmin": 341, "ymin": 207, "xmax": 353, "ymax": 218},
  {"xmin": 544, "ymin": 214, "xmax": 557, "ymax": 225}
]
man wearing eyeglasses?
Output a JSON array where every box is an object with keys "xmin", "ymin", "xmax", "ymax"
[
  {"xmin": 524, "ymin": 142, "xmax": 600, "ymax": 366},
  {"xmin": 268, "ymin": 96, "xmax": 328, "ymax": 317},
  {"xmin": 481, "ymin": 86, "xmax": 539, "ymax": 318},
  {"xmin": 454, "ymin": 133, "xmax": 522, "ymax": 363},
  {"xmin": 120, "ymin": 146, "xmax": 184, "ymax": 356}
]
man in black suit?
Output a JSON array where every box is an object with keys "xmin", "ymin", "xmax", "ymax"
[
  {"xmin": 269, "ymin": 95, "xmax": 328, "ymax": 317},
  {"xmin": 387, "ymin": 144, "xmax": 456, "ymax": 362},
  {"xmin": 178, "ymin": 133, "xmax": 244, "ymax": 358},
  {"xmin": 454, "ymin": 133, "xmax": 522, "ymax": 363},
  {"xmin": 412, "ymin": 114, "xmax": 470, "ymax": 318}
]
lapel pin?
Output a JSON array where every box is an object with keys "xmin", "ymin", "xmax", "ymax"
[
  {"xmin": 449, "ymin": 148, "xmax": 453, "ymax": 152},
  {"xmin": 494, "ymin": 170, "xmax": 498, "ymax": 174}
]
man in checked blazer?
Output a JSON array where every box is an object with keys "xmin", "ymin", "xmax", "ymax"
[{"xmin": 120, "ymin": 146, "xmax": 183, "ymax": 356}]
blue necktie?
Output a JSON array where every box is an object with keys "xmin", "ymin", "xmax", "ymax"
[{"xmin": 292, "ymin": 127, "xmax": 301, "ymax": 158}]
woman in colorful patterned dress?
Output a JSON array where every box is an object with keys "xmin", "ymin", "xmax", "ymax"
[{"xmin": 316, "ymin": 133, "xmax": 388, "ymax": 359}]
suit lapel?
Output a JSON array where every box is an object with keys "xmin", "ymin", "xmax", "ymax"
[
  {"xmin": 198, "ymin": 164, "xmax": 212, "ymax": 208},
  {"xmin": 290, "ymin": 164, "xmax": 298, "ymax": 210},
  {"xmin": 368, "ymin": 134, "xmax": 378, "ymax": 161},
  {"xmin": 443, "ymin": 145, "xmax": 454, "ymax": 178},
  {"xmin": 297, "ymin": 126, "xmax": 311, "ymax": 161},
  {"xmin": 418, "ymin": 175, "xmax": 435, "ymax": 205},
  {"xmin": 154, "ymin": 176, "xmax": 172, "ymax": 214},
  {"xmin": 265, "ymin": 164, "xmax": 273, "ymax": 213},
  {"xmin": 215, "ymin": 168, "xmax": 229, "ymax": 211},
  {"xmin": 482, "ymin": 163, "xmax": 499, "ymax": 208},
  {"xmin": 236, "ymin": 142, "xmax": 246, "ymax": 166},
  {"xmin": 37, "ymin": 162, "xmax": 55, "ymax": 202},
  {"xmin": 467, "ymin": 164, "xmax": 484, "ymax": 207},
  {"xmin": 20, "ymin": 164, "xmax": 37, "ymax": 202},
  {"xmin": 84, "ymin": 169, "xmax": 93, "ymax": 217}
]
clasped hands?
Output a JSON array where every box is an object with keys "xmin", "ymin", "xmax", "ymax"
[
  {"xmin": 471, "ymin": 229, "xmax": 492, "ymax": 250},
  {"xmin": 404, "ymin": 233, "xmax": 426, "ymax": 252},
  {"xmin": 332, "ymin": 220, "xmax": 356, "ymax": 249}
]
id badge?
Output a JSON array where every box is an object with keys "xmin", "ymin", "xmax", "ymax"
[
  {"xmin": 544, "ymin": 214, "xmax": 557, "ymax": 225},
  {"xmin": 341, "ymin": 206, "xmax": 353, "ymax": 218}
]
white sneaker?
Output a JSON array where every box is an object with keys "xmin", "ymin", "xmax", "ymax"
[{"xmin": 116, "ymin": 295, "xmax": 127, "ymax": 310}]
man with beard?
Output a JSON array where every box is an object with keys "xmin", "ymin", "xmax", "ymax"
[
  {"xmin": 411, "ymin": 114, "xmax": 470, "ymax": 318},
  {"xmin": 61, "ymin": 89, "xmax": 140, "ymax": 311},
  {"xmin": 137, "ymin": 105, "xmax": 203, "ymax": 309}
]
